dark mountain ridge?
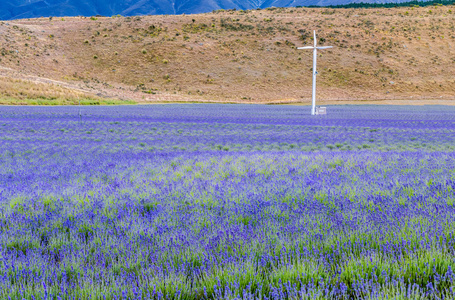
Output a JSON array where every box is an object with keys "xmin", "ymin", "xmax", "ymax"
[{"xmin": 0, "ymin": 0, "xmax": 425, "ymax": 20}]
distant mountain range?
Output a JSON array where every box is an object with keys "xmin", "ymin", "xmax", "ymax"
[{"xmin": 1, "ymin": 0, "xmax": 416, "ymax": 20}]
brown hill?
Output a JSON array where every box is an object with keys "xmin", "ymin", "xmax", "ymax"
[{"xmin": 0, "ymin": 6, "xmax": 454, "ymax": 104}]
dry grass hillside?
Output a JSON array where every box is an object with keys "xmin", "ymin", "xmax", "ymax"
[{"xmin": 0, "ymin": 5, "xmax": 454, "ymax": 104}]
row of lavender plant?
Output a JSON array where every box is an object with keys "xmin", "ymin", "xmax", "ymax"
[{"xmin": 1, "ymin": 105, "xmax": 455, "ymax": 299}]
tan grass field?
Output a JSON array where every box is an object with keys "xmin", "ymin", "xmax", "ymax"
[
  {"xmin": 0, "ymin": 75, "xmax": 133, "ymax": 105},
  {"xmin": 0, "ymin": 5, "xmax": 454, "ymax": 104}
]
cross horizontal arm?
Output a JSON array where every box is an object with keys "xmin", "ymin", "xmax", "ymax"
[
  {"xmin": 297, "ymin": 46, "xmax": 315, "ymax": 49},
  {"xmin": 316, "ymin": 46, "xmax": 333, "ymax": 49}
]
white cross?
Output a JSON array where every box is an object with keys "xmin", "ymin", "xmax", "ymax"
[{"xmin": 298, "ymin": 31, "xmax": 333, "ymax": 115}]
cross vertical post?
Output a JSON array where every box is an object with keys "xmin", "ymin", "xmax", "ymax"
[
  {"xmin": 312, "ymin": 34, "xmax": 317, "ymax": 116},
  {"xmin": 298, "ymin": 31, "xmax": 333, "ymax": 115}
]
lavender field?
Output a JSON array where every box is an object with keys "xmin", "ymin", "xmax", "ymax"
[{"xmin": 1, "ymin": 105, "xmax": 455, "ymax": 299}]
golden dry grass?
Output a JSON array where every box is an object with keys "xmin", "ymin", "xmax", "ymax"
[
  {"xmin": 0, "ymin": 76, "xmax": 134, "ymax": 105},
  {"xmin": 0, "ymin": 5, "xmax": 454, "ymax": 104}
]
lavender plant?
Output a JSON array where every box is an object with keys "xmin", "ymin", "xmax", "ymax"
[{"xmin": 1, "ymin": 105, "xmax": 455, "ymax": 299}]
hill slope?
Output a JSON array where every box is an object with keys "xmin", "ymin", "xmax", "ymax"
[{"xmin": 0, "ymin": 6, "xmax": 454, "ymax": 104}]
